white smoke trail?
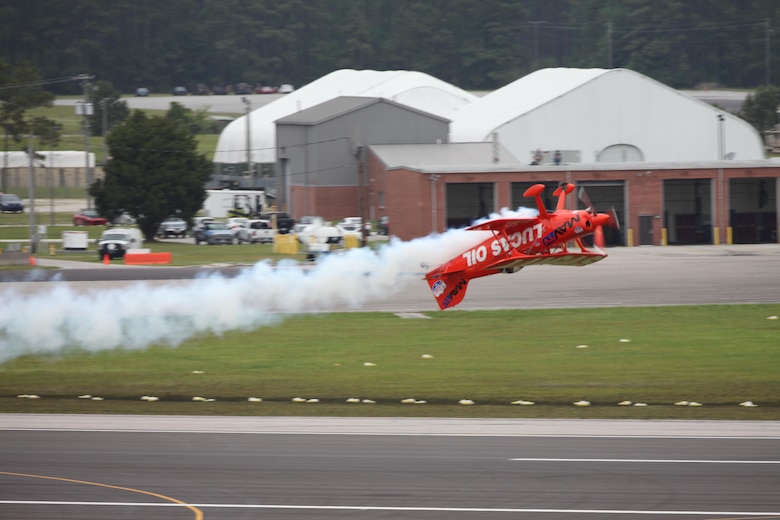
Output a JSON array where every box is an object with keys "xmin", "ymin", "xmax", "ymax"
[{"xmin": 0, "ymin": 229, "xmax": 486, "ymax": 364}]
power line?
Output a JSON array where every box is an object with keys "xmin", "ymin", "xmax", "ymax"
[{"xmin": 0, "ymin": 74, "xmax": 93, "ymax": 92}]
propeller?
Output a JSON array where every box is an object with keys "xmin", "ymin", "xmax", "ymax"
[{"xmin": 578, "ymin": 187, "xmax": 620, "ymax": 248}]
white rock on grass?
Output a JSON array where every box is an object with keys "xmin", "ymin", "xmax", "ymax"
[
  {"xmin": 247, "ymin": 397, "xmax": 263, "ymax": 402},
  {"xmin": 361, "ymin": 399, "xmax": 376, "ymax": 404},
  {"xmin": 292, "ymin": 397, "xmax": 307, "ymax": 403},
  {"xmin": 78, "ymin": 395, "xmax": 93, "ymax": 399},
  {"xmin": 363, "ymin": 362, "xmax": 376, "ymax": 367},
  {"xmin": 401, "ymin": 398, "xmax": 416, "ymax": 404},
  {"xmin": 739, "ymin": 401, "xmax": 758, "ymax": 407},
  {"xmin": 767, "ymin": 316, "xmax": 778, "ymax": 320},
  {"xmin": 346, "ymin": 397, "xmax": 361, "ymax": 403},
  {"xmin": 421, "ymin": 354, "xmax": 434, "ymax": 359},
  {"xmin": 458, "ymin": 399, "xmax": 474, "ymax": 405},
  {"xmin": 141, "ymin": 396, "xmax": 159, "ymax": 402},
  {"xmin": 511, "ymin": 400, "xmax": 535, "ymax": 406},
  {"xmin": 573, "ymin": 400, "xmax": 591, "ymax": 407},
  {"xmin": 618, "ymin": 400, "xmax": 632, "ymax": 406},
  {"xmin": 619, "ymin": 338, "xmax": 632, "ymax": 343}
]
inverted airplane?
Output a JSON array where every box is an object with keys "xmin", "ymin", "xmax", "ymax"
[{"xmin": 424, "ymin": 183, "xmax": 619, "ymax": 310}]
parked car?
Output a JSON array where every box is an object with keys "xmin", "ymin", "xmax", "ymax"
[
  {"xmin": 156, "ymin": 217, "xmax": 188, "ymax": 238},
  {"xmin": 0, "ymin": 193, "xmax": 24, "ymax": 213},
  {"xmin": 73, "ymin": 208, "xmax": 107, "ymax": 226},
  {"xmin": 257, "ymin": 85, "xmax": 278, "ymax": 94},
  {"xmin": 112, "ymin": 211, "xmax": 136, "ymax": 226},
  {"xmin": 194, "ymin": 83, "xmax": 210, "ymax": 95},
  {"xmin": 226, "ymin": 217, "xmax": 249, "ymax": 236},
  {"xmin": 259, "ymin": 212, "xmax": 295, "ymax": 234},
  {"xmin": 172, "ymin": 86, "xmax": 187, "ymax": 95},
  {"xmin": 192, "ymin": 216, "xmax": 214, "ymax": 229},
  {"xmin": 338, "ymin": 217, "xmax": 371, "ymax": 234},
  {"xmin": 236, "ymin": 219, "xmax": 276, "ymax": 244},
  {"xmin": 135, "ymin": 87, "xmax": 149, "ymax": 97},
  {"xmin": 278, "ymin": 83, "xmax": 295, "ymax": 94},
  {"xmin": 193, "ymin": 221, "xmax": 235, "ymax": 245},
  {"xmin": 234, "ymin": 82, "xmax": 253, "ymax": 95}
]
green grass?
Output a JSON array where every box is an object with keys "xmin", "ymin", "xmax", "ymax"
[
  {"xmin": 24, "ymin": 104, "xmax": 219, "ymax": 161},
  {"xmin": 1, "ymin": 305, "xmax": 778, "ymax": 419}
]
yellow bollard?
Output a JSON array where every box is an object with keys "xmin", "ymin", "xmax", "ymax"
[
  {"xmin": 344, "ymin": 235, "xmax": 360, "ymax": 249},
  {"xmin": 49, "ymin": 244, "xmax": 56, "ymax": 256}
]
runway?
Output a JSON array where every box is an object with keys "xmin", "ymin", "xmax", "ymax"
[{"xmin": 2, "ymin": 416, "xmax": 780, "ymax": 519}]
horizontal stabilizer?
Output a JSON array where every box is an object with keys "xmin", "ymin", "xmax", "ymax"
[{"xmin": 425, "ymin": 271, "xmax": 470, "ymax": 310}]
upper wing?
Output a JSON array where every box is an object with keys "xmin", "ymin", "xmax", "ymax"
[{"xmin": 466, "ymin": 218, "xmax": 538, "ymax": 232}]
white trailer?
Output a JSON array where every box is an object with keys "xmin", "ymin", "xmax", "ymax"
[{"xmin": 202, "ymin": 190, "xmax": 267, "ymax": 219}]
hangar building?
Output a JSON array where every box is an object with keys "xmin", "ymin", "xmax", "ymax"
[
  {"xmin": 212, "ymin": 69, "xmax": 476, "ymax": 190},
  {"xmin": 449, "ymin": 68, "xmax": 766, "ymax": 164}
]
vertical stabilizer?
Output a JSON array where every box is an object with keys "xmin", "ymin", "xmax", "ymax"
[{"xmin": 425, "ymin": 272, "xmax": 470, "ymax": 310}]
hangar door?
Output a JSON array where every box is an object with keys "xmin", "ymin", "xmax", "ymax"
[
  {"xmin": 729, "ymin": 178, "xmax": 777, "ymax": 243},
  {"xmin": 664, "ymin": 179, "xmax": 712, "ymax": 244},
  {"xmin": 446, "ymin": 183, "xmax": 495, "ymax": 229}
]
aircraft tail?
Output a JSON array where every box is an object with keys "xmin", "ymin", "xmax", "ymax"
[{"xmin": 425, "ymin": 271, "xmax": 470, "ymax": 310}]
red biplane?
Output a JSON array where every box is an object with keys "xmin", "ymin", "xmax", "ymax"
[{"xmin": 424, "ymin": 183, "xmax": 619, "ymax": 310}]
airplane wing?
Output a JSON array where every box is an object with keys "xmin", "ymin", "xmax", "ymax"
[
  {"xmin": 466, "ymin": 218, "xmax": 538, "ymax": 232},
  {"xmin": 484, "ymin": 250, "xmax": 607, "ymax": 270}
]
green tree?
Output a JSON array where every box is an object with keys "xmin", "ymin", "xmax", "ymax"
[
  {"xmin": 740, "ymin": 85, "xmax": 780, "ymax": 141},
  {"xmin": 90, "ymin": 111, "xmax": 212, "ymax": 241},
  {"xmin": 165, "ymin": 101, "xmax": 213, "ymax": 135},
  {"xmin": 88, "ymin": 80, "xmax": 129, "ymax": 137}
]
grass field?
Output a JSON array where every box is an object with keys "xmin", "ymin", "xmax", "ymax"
[
  {"xmin": 24, "ymin": 104, "xmax": 220, "ymax": 162},
  {"xmin": 1, "ymin": 305, "xmax": 778, "ymax": 420}
]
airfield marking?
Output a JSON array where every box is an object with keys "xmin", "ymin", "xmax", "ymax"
[
  {"xmin": 0, "ymin": 471, "xmax": 203, "ymax": 519},
  {"xmin": 1, "ymin": 500, "xmax": 779, "ymax": 516},
  {"xmin": 509, "ymin": 458, "xmax": 780, "ymax": 464}
]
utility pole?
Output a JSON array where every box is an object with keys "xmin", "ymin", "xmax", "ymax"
[
  {"xmin": 27, "ymin": 132, "xmax": 37, "ymax": 254},
  {"xmin": 765, "ymin": 19, "xmax": 771, "ymax": 86},
  {"xmin": 528, "ymin": 21, "xmax": 546, "ymax": 70},
  {"xmin": 75, "ymin": 74, "xmax": 94, "ymax": 207},
  {"xmin": 607, "ymin": 20, "xmax": 613, "ymax": 68}
]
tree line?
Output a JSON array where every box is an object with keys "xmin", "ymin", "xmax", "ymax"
[{"xmin": 1, "ymin": 0, "xmax": 779, "ymax": 95}]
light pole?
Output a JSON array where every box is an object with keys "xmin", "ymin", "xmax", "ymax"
[{"xmin": 242, "ymin": 97, "xmax": 253, "ymax": 183}]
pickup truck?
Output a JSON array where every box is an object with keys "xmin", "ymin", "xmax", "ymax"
[{"xmin": 236, "ymin": 219, "xmax": 276, "ymax": 244}]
